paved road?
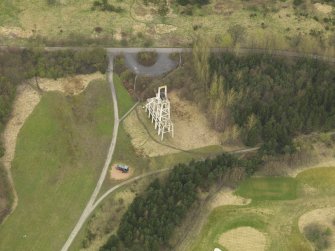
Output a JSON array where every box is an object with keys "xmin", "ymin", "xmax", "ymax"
[
  {"xmin": 124, "ymin": 52, "xmax": 178, "ymax": 77},
  {"xmin": 61, "ymin": 55, "xmax": 119, "ymax": 251}
]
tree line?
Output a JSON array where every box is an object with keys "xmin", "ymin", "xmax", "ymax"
[{"xmin": 100, "ymin": 153, "xmax": 262, "ymax": 251}]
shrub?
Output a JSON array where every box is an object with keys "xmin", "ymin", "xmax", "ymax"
[
  {"xmin": 136, "ymin": 51, "xmax": 158, "ymax": 66},
  {"xmin": 303, "ymin": 223, "xmax": 332, "ymax": 251}
]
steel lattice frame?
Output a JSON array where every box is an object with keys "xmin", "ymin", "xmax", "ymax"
[{"xmin": 145, "ymin": 86, "xmax": 174, "ymax": 140}]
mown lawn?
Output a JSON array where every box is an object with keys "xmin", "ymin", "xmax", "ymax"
[
  {"xmin": 236, "ymin": 177, "xmax": 298, "ymax": 201},
  {"xmin": 0, "ymin": 79, "xmax": 114, "ymax": 251},
  {"xmin": 190, "ymin": 167, "xmax": 335, "ymax": 251}
]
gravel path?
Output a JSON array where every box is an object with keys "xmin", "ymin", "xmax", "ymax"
[{"xmin": 61, "ymin": 55, "xmax": 119, "ymax": 251}]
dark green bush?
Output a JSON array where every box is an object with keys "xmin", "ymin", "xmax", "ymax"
[{"xmin": 136, "ymin": 51, "xmax": 158, "ymax": 66}]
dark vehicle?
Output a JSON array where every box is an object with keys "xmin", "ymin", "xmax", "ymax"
[{"xmin": 116, "ymin": 164, "xmax": 129, "ymax": 173}]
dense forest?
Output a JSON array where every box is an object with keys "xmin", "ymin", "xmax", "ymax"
[
  {"xmin": 0, "ymin": 47, "xmax": 107, "ymax": 223},
  {"xmin": 142, "ymin": 50, "xmax": 335, "ymax": 155},
  {"xmin": 100, "ymin": 153, "xmax": 261, "ymax": 251},
  {"xmin": 208, "ymin": 53, "xmax": 335, "ymax": 154}
]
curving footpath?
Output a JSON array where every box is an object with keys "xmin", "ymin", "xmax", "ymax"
[{"xmin": 61, "ymin": 55, "xmax": 119, "ymax": 251}]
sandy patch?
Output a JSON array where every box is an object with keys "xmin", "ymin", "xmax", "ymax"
[
  {"xmin": 36, "ymin": 72, "xmax": 104, "ymax": 95},
  {"xmin": 133, "ymin": 23, "xmax": 146, "ymax": 34},
  {"xmin": 299, "ymin": 207, "xmax": 335, "ymax": 248},
  {"xmin": 211, "ymin": 188, "xmax": 251, "ymax": 209},
  {"xmin": 219, "ymin": 227, "xmax": 267, "ymax": 251},
  {"xmin": 314, "ymin": 3, "xmax": 333, "ymax": 14},
  {"xmin": 124, "ymin": 91, "xmax": 222, "ymax": 157},
  {"xmin": 110, "ymin": 164, "xmax": 133, "ymax": 180},
  {"xmin": 114, "ymin": 28, "xmax": 122, "ymax": 41},
  {"xmin": 1, "ymin": 85, "xmax": 41, "ymax": 169},
  {"xmin": 155, "ymin": 24, "xmax": 177, "ymax": 34},
  {"xmin": 0, "ymin": 27, "xmax": 33, "ymax": 39}
]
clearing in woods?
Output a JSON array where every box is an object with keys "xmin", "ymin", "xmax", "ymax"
[
  {"xmin": 0, "ymin": 79, "xmax": 114, "ymax": 251},
  {"xmin": 186, "ymin": 166, "xmax": 335, "ymax": 251},
  {"xmin": 123, "ymin": 90, "xmax": 243, "ymax": 157}
]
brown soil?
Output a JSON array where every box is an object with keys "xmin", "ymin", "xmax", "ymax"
[
  {"xmin": 155, "ymin": 24, "xmax": 177, "ymax": 34},
  {"xmin": 299, "ymin": 207, "xmax": 335, "ymax": 249},
  {"xmin": 110, "ymin": 164, "xmax": 133, "ymax": 180},
  {"xmin": 123, "ymin": 91, "xmax": 236, "ymax": 157},
  {"xmin": 210, "ymin": 188, "xmax": 251, "ymax": 209},
  {"xmin": 219, "ymin": 227, "xmax": 267, "ymax": 251},
  {"xmin": 36, "ymin": 72, "xmax": 104, "ymax": 95},
  {"xmin": 314, "ymin": 3, "xmax": 333, "ymax": 14},
  {"xmin": 0, "ymin": 27, "xmax": 33, "ymax": 39}
]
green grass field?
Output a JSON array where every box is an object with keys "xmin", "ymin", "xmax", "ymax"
[
  {"xmin": 114, "ymin": 74, "xmax": 136, "ymax": 118},
  {"xmin": 236, "ymin": 177, "xmax": 298, "ymax": 201},
  {"xmin": 189, "ymin": 166, "xmax": 335, "ymax": 251},
  {"xmin": 0, "ymin": 79, "xmax": 114, "ymax": 251}
]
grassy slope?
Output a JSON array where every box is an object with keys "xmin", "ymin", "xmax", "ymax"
[
  {"xmin": 114, "ymin": 74, "xmax": 135, "ymax": 118},
  {"xmin": 1, "ymin": 0, "xmax": 333, "ymax": 51},
  {"xmin": 0, "ymin": 79, "xmax": 114, "ymax": 251},
  {"xmin": 0, "ymin": 0, "xmax": 19, "ymax": 26},
  {"xmin": 190, "ymin": 167, "xmax": 335, "ymax": 251}
]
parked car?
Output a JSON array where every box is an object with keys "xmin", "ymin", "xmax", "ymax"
[{"xmin": 116, "ymin": 164, "xmax": 129, "ymax": 173}]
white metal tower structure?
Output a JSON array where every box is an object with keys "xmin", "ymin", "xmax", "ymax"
[{"xmin": 145, "ymin": 86, "xmax": 174, "ymax": 140}]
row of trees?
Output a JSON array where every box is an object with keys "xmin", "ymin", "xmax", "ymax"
[{"xmin": 100, "ymin": 153, "xmax": 262, "ymax": 251}]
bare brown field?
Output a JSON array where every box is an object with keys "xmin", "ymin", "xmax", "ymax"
[
  {"xmin": 210, "ymin": 188, "xmax": 251, "ymax": 209},
  {"xmin": 219, "ymin": 227, "xmax": 267, "ymax": 251}
]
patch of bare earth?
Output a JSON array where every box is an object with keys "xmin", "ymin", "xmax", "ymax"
[
  {"xmin": 110, "ymin": 164, "xmax": 133, "ymax": 180},
  {"xmin": 211, "ymin": 188, "xmax": 251, "ymax": 209},
  {"xmin": 218, "ymin": 227, "xmax": 267, "ymax": 251},
  {"xmin": 154, "ymin": 24, "xmax": 177, "ymax": 34},
  {"xmin": 1, "ymin": 85, "xmax": 41, "ymax": 170},
  {"xmin": 314, "ymin": 3, "xmax": 333, "ymax": 14},
  {"xmin": 36, "ymin": 72, "xmax": 104, "ymax": 95},
  {"xmin": 0, "ymin": 27, "xmax": 33, "ymax": 39},
  {"xmin": 124, "ymin": 91, "xmax": 234, "ymax": 157},
  {"xmin": 299, "ymin": 207, "xmax": 335, "ymax": 249}
]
